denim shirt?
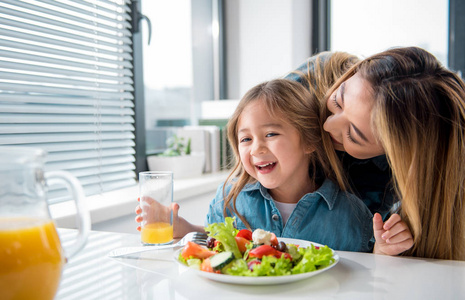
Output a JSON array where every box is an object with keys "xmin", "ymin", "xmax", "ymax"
[{"xmin": 205, "ymin": 178, "xmax": 374, "ymax": 252}]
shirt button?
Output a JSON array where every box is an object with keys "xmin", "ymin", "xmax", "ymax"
[{"xmin": 272, "ymin": 214, "xmax": 279, "ymax": 221}]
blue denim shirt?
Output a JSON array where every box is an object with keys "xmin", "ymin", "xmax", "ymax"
[{"xmin": 205, "ymin": 178, "xmax": 374, "ymax": 252}]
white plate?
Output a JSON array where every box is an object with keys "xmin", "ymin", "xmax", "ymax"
[{"xmin": 173, "ymin": 237, "xmax": 339, "ymax": 285}]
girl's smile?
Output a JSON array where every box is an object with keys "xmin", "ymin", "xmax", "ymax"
[{"xmin": 255, "ymin": 161, "xmax": 277, "ymax": 173}]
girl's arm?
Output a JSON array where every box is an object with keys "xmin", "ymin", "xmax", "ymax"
[{"xmin": 372, "ymin": 213, "xmax": 414, "ymax": 256}]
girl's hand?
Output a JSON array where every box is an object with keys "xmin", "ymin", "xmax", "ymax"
[
  {"xmin": 135, "ymin": 196, "xmax": 180, "ymax": 232},
  {"xmin": 135, "ymin": 197, "xmax": 204, "ymax": 238},
  {"xmin": 373, "ymin": 213, "xmax": 414, "ymax": 256},
  {"xmin": 135, "ymin": 197, "xmax": 142, "ymax": 231}
]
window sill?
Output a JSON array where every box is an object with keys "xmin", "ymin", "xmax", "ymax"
[{"xmin": 51, "ymin": 171, "xmax": 229, "ymax": 228}]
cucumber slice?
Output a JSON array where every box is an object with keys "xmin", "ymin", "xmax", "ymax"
[{"xmin": 210, "ymin": 251, "xmax": 235, "ymax": 271}]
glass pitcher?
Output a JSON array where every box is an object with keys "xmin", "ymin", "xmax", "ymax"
[{"xmin": 0, "ymin": 146, "xmax": 90, "ymax": 300}]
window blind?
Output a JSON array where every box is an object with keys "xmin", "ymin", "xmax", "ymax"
[{"xmin": 0, "ymin": 0, "xmax": 136, "ymax": 204}]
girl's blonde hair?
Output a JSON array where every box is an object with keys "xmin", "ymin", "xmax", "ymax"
[
  {"xmin": 326, "ymin": 47, "xmax": 465, "ymax": 260},
  {"xmin": 223, "ymin": 79, "xmax": 329, "ymax": 229}
]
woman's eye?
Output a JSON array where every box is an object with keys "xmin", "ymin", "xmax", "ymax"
[
  {"xmin": 346, "ymin": 130, "xmax": 357, "ymax": 144},
  {"xmin": 332, "ymin": 93, "xmax": 341, "ymax": 109}
]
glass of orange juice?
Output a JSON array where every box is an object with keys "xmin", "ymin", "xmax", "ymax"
[{"xmin": 139, "ymin": 171, "xmax": 174, "ymax": 245}]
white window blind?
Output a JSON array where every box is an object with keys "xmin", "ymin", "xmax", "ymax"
[{"xmin": 0, "ymin": 0, "xmax": 136, "ymax": 204}]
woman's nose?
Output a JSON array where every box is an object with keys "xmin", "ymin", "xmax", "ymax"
[{"xmin": 323, "ymin": 114, "xmax": 339, "ymax": 133}]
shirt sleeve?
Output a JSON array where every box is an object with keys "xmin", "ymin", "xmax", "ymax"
[{"xmin": 204, "ymin": 183, "xmax": 227, "ymax": 226}]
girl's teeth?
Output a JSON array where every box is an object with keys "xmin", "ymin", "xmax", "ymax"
[
  {"xmin": 257, "ymin": 162, "xmax": 275, "ymax": 168},
  {"xmin": 258, "ymin": 163, "xmax": 272, "ymax": 167}
]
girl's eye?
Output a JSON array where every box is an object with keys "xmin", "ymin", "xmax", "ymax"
[
  {"xmin": 332, "ymin": 93, "xmax": 341, "ymax": 109},
  {"xmin": 266, "ymin": 132, "xmax": 278, "ymax": 138},
  {"xmin": 240, "ymin": 137, "xmax": 251, "ymax": 143}
]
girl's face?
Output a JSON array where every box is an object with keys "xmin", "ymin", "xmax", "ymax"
[
  {"xmin": 323, "ymin": 73, "xmax": 385, "ymax": 159},
  {"xmin": 237, "ymin": 100, "xmax": 312, "ymax": 195}
]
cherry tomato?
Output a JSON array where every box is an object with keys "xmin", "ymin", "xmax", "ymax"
[
  {"xmin": 235, "ymin": 236, "xmax": 251, "ymax": 253},
  {"xmin": 200, "ymin": 258, "xmax": 214, "ymax": 273},
  {"xmin": 248, "ymin": 245, "xmax": 291, "ymax": 260},
  {"xmin": 181, "ymin": 241, "xmax": 216, "ymax": 260},
  {"xmin": 270, "ymin": 233, "xmax": 279, "ymax": 247},
  {"xmin": 236, "ymin": 229, "xmax": 253, "ymax": 241},
  {"xmin": 247, "ymin": 259, "xmax": 261, "ymax": 270}
]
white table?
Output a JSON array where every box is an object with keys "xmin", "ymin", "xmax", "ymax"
[{"xmin": 56, "ymin": 229, "xmax": 465, "ymax": 300}]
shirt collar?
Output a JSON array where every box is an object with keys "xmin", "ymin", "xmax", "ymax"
[
  {"xmin": 242, "ymin": 178, "xmax": 338, "ymax": 210},
  {"xmin": 242, "ymin": 181, "xmax": 273, "ymax": 200},
  {"xmin": 314, "ymin": 178, "xmax": 338, "ymax": 210}
]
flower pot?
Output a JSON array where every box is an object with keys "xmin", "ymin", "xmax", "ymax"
[{"xmin": 147, "ymin": 153, "xmax": 205, "ymax": 179}]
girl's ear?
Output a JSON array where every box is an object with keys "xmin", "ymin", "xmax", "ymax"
[{"xmin": 304, "ymin": 145, "xmax": 315, "ymax": 154}]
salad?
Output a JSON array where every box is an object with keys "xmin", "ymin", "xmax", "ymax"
[{"xmin": 177, "ymin": 217, "xmax": 335, "ymax": 277}]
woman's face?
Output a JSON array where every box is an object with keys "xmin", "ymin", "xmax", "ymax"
[{"xmin": 323, "ymin": 73, "xmax": 385, "ymax": 159}]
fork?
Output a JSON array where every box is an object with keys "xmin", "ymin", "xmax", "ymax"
[{"xmin": 107, "ymin": 231, "xmax": 208, "ymax": 258}]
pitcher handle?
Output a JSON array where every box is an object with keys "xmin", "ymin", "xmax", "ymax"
[{"xmin": 46, "ymin": 170, "xmax": 91, "ymax": 259}]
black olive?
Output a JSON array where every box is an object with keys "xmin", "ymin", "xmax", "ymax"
[
  {"xmin": 206, "ymin": 236, "xmax": 216, "ymax": 248},
  {"xmin": 275, "ymin": 241, "xmax": 287, "ymax": 252}
]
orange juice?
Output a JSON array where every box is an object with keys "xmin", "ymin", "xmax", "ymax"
[
  {"xmin": 0, "ymin": 218, "xmax": 65, "ymax": 300},
  {"xmin": 141, "ymin": 222, "xmax": 173, "ymax": 244}
]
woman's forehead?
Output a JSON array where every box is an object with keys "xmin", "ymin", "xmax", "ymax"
[{"xmin": 345, "ymin": 73, "xmax": 374, "ymax": 103}]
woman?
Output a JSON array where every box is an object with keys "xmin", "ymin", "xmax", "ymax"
[
  {"xmin": 286, "ymin": 52, "xmax": 397, "ymax": 221},
  {"xmin": 321, "ymin": 47, "xmax": 465, "ymax": 260}
]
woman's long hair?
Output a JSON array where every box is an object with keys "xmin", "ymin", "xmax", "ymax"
[
  {"xmin": 223, "ymin": 79, "xmax": 330, "ymax": 229},
  {"xmin": 327, "ymin": 47, "xmax": 465, "ymax": 260},
  {"xmin": 288, "ymin": 51, "xmax": 360, "ymax": 191}
]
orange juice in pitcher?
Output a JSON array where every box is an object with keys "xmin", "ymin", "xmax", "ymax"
[
  {"xmin": 0, "ymin": 218, "xmax": 65, "ymax": 300},
  {"xmin": 0, "ymin": 146, "xmax": 90, "ymax": 300}
]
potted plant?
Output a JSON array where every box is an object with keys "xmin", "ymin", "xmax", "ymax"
[{"xmin": 147, "ymin": 134, "xmax": 205, "ymax": 179}]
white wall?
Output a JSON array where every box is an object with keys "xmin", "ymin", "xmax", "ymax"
[{"xmin": 225, "ymin": 0, "xmax": 312, "ymax": 99}]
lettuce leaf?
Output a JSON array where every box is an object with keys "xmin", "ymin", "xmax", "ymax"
[
  {"xmin": 253, "ymin": 256, "xmax": 292, "ymax": 276},
  {"xmin": 205, "ymin": 217, "xmax": 241, "ymax": 259},
  {"xmin": 224, "ymin": 259, "xmax": 253, "ymax": 276},
  {"xmin": 291, "ymin": 245, "xmax": 335, "ymax": 274}
]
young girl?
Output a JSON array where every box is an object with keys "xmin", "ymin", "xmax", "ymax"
[
  {"xmin": 137, "ymin": 77, "xmax": 412, "ymax": 254},
  {"xmin": 205, "ymin": 78, "xmax": 376, "ymax": 252}
]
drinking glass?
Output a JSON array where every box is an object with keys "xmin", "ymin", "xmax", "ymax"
[{"xmin": 139, "ymin": 171, "xmax": 173, "ymax": 245}]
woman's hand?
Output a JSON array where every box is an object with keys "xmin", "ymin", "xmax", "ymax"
[
  {"xmin": 373, "ymin": 213, "xmax": 414, "ymax": 256},
  {"xmin": 135, "ymin": 197, "xmax": 205, "ymax": 238}
]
